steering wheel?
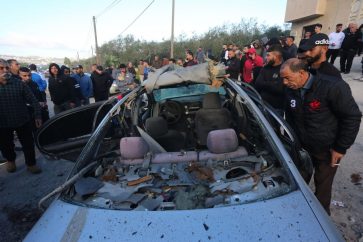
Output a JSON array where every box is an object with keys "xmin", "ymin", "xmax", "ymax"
[{"xmin": 159, "ymin": 101, "xmax": 183, "ymax": 125}]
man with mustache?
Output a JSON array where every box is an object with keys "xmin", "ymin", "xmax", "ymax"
[{"xmin": 280, "ymin": 58, "xmax": 361, "ymax": 214}]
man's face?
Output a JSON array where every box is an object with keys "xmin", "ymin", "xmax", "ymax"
[
  {"xmin": 19, "ymin": 71, "xmax": 31, "ymax": 82},
  {"xmin": 186, "ymin": 53, "xmax": 193, "ymax": 60},
  {"xmin": 0, "ymin": 63, "xmax": 9, "ymax": 85},
  {"xmin": 222, "ymin": 45, "xmax": 227, "ymax": 50},
  {"xmin": 176, "ymin": 60, "xmax": 183, "ymax": 66},
  {"xmin": 336, "ymin": 25, "xmax": 342, "ymax": 32},
  {"xmin": 315, "ymin": 26, "xmax": 321, "ymax": 33},
  {"xmin": 75, "ymin": 68, "xmax": 82, "ymax": 74},
  {"xmin": 280, "ymin": 67, "xmax": 306, "ymax": 89},
  {"xmin": 228, "ymin": 50, "xmax": 236, "ymax": 59},
  {"xmin": 243, "ymin": 47, "xmax": 249, "ymax": 54},
  {"xmin": 266, "ymin": 52, "xmax": 276, "ymax": 66},
  {"xmin": 305, "ymin": 31, "xmax": 311, "ymax": 38},
  {"xmin": 248, "ymin": 52, "xmax": 256, "ymax": 59},
  {"xmin": 303, "ymin": 45, "xmax": 326, "ymax": 64},
  {"xmin": 91, "ymin": 65, "xmax": 97, "ymax": 72},
  {"xmin": 9, "ymin": 61, "xmax": 20, "ymax": 74},
  {"xmin": 350, "ymin": 24, "xmax": 357, "ymax": 33},
  {"xmin": 63, "ymin": 69, "xmax": 70, "ymax": 76},
  {"xmin": 286, "ymin": 38, "xmax": 293, "ymax": 46},
  {"xmin": 50, "ymin": 66, "xmax": 58, "ymax": 76}
]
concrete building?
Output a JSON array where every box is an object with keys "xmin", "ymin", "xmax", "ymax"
[{"xmin": 285, "ymin": 0, "xmax": 363, "ymax": 44}]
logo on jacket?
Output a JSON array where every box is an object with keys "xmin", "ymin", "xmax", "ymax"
[{"xmin": 309, "ymin": 99, "xmax": 321, "ymax": 111}]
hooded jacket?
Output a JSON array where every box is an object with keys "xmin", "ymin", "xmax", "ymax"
[
  {"xmin": 242, "ymin": 48, "xmax": 264, "ymax": 83},
  {"xmin": 48, "ymin": 64, "xmax": 75, "ymax": 105}
]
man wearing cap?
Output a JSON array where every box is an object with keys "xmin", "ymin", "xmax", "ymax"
[
  {"xmin": 72, "ymin": 65, "xmax": 93, "ymax": 105},
  {"xmin": 91, "ymin": 65, "xmax": 113, "ymax": 102},
  {"xmin": 340, "ymin": 23, "xmax": 361, "ymax": 74},
  {"xmin": 280, "ymin": 58, "xmax": 361, "ymax": 214},
  {"xmin": 299, "ymin": 33, "xmax": 341, "ymax": 78}
]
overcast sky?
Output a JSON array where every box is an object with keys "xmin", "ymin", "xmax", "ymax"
[{"xmin": 0, "ymin": 0, "xmax": 287, "ymax": 59}]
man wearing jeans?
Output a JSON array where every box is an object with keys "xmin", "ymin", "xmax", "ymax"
[
  {"xmin": 0, "ymin": 59, "xmax": 42, "ymax": 174},
  {"xmin": 327, "ymin": 24, "xmax": 345, "ymax": 64},
  {"xmin": 340, "ymin": 23, "xmax": 361, "ymax": 74}
]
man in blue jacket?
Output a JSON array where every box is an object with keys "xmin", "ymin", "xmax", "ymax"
[{"xmin": 72, "ymin": 65, "xmax": 93, "ymax": 105}]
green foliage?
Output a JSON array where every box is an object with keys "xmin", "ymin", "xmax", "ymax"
[
  {"xmin": 64, "ymin": 57, "xmax": 72, "ymax": 66},
  {"xmin": 78, "ymin": 18, "xmax": 289, "ymax": 68}
]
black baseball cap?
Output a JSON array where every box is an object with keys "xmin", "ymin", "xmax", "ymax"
[
  {"xmin": 73, "ymin": 64, "xmax": 83, "ymax": 69},
  {"xmin": 299, "ymin": 33, "xmax": 330, "ymax": 51}
]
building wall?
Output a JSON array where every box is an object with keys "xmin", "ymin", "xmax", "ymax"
[{"xmin": 285, "ymin": 0, "xmax": 355, "ymax": 44}]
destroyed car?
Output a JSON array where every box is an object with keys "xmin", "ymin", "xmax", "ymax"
[{"xmin": 26, "ymin": 63, "xmax": 343, "ymax": 241}]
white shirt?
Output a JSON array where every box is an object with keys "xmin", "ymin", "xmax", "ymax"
[{"xmin": 328, "ymin": 31, "xmax": 345, "ymax": 49}]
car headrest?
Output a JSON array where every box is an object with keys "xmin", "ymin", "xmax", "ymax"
[
  {"xmin": 145, "ymin": 116, "xmax": 168, "ymax": 138},
  {"xmin": 120, "ymin": 137, "xmax": 149, "ymax": 159},
  {"xmin": 203, "ymin": 92, "xmax": 221, "ymax": 109},
  {"xmin": 207, "ymin": 129, "xmax": 238, "ymax": 154}
]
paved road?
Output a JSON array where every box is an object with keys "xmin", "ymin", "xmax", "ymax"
[{"xmin": 0, "ymin": 58, "xmax": 362, "ymax": 241}]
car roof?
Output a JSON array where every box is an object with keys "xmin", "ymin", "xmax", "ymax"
[{"xmin": 142, "ymin": 62, "xmax": 226, "ymax": 93}]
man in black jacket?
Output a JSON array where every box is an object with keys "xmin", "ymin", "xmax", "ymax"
[
  {"xmin": 19, "ymin": 67, "xmax": 47, "ymax": 132},
  {"xmin": 280, "ymin": 58, "xmax": 361, "ymax": 214},
  {"xmin": 340, "ymin": 23, "xmax": 361, "ymax": 74},
  {"xmin": 225, "ymin": 49, "xmax": 240, "ymax": 80},
  {"xmin": 48, "ymin": 63, "xmax": 76, "ymax": 115},
  {"xmin": 92, "ymin": 65, "xmax": 113, "ymax": 102},
  {"xmin": 255, "ymin": 45, "xmax": 284, "ymax": 113}
]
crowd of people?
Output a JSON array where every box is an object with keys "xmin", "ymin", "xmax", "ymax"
[{"xmin": 0, "ymin": 22, "xmax": 362, "ymax": 215}]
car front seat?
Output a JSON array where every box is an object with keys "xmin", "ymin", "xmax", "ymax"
[
  {"xmin": 145, "ymin": 116, "xmax": 185, "ymax": 152},
  {"xmin": 195, "ymin": 92, "xmax": 232, "ymax": 146}
]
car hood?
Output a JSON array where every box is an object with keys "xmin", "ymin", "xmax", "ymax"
[{"xmin": 25, "ymin": 190, "xmax": 342, "ymax": 242}]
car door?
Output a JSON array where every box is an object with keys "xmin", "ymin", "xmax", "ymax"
[
  {"xmin": 35, "ymin": 101, "xmax": 114, "ymax": 161},
  {"xmin": 243, "ymin": 88, "xmax": 313, "ymax": 182}
]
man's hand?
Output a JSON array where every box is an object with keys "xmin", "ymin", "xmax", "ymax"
[
  {"xmin": 35, "ymin": 119, "xmax": 42, "ymax": 128},
  {"xmin": 330, "ymin": 149, "xmax": 344, "ymax": 167}
]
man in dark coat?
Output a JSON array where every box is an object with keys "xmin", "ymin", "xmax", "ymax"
[
  {"xmin": 91, "ymin": 65, "xmax": 113, "ymax": 102},
  {"xmin": 0, "ymin": 59, "xmax": 42, "ymax": 174},
  {"xmin": 281, "ymin": 58, "xmax": 361, "ymax": 214}
]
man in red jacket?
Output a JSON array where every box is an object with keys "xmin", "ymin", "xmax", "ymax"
[{"xmin": 242, "ymin": 48, "xmax": 263, "ymax": 84}]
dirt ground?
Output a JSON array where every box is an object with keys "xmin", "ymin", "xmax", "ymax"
[{"xmin": 0, "ymin": 58, "xmax": 363, "ymax": 242}]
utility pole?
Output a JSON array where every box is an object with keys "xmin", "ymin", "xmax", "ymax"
[
  {"xmin": 77, "ymin": 51, "xmax": 80, "ymax": 62},
  {"xmin": 93, "ymin": 16, "xmax": 100, "ymax": 64},
  {"xmin": 170, "ymin": 0, "xmax": 175, "ymax": 58}
]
